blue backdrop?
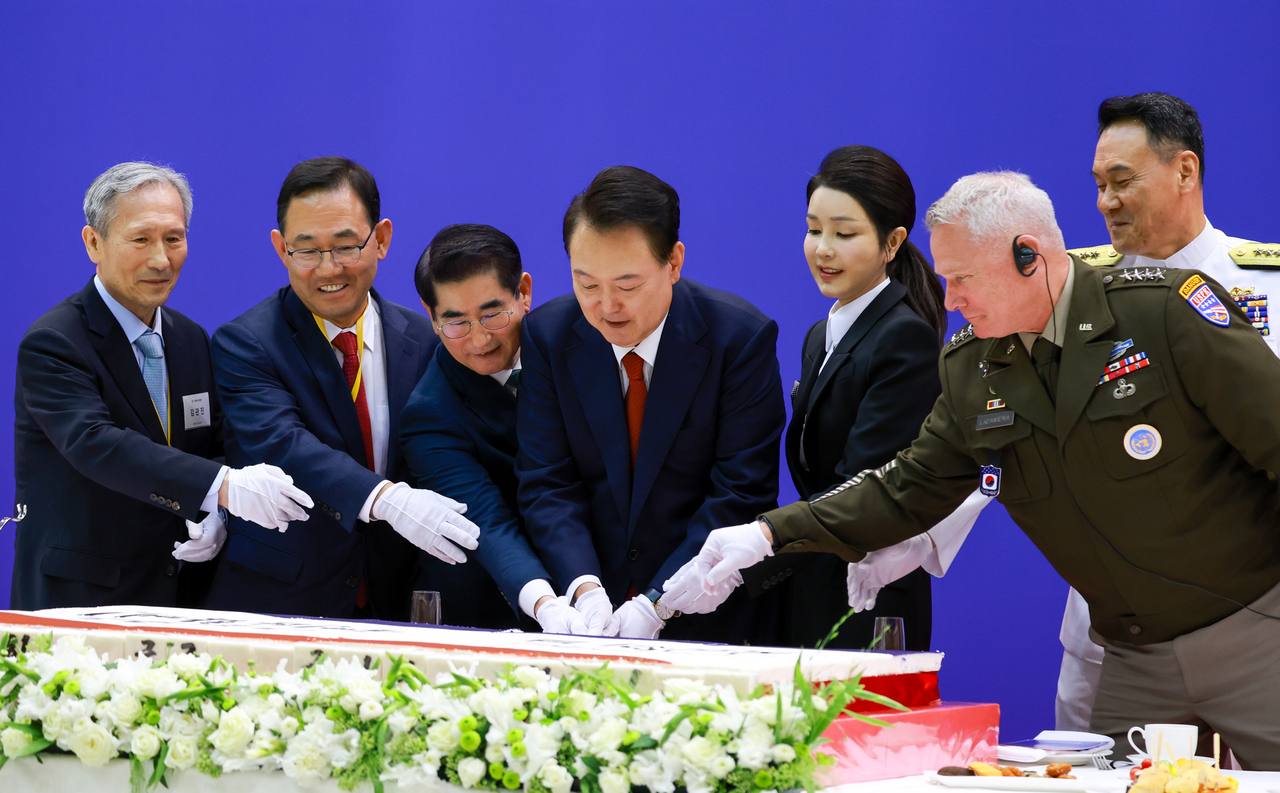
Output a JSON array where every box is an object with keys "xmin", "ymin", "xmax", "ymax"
[{"xmin": 4, "ymin": 0, "xmax": 1278, "ymax": 743}]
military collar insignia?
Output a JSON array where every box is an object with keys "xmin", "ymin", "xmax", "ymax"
[
  {"xmin": 1118, "ymin": 267, "xmax": 1166, "ymax": 282},
  {"xmin": 948, "ymin": 324, "xmax": 974, "ymax": 347}
]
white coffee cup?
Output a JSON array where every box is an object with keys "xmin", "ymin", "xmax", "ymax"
[{"xmin": 1128, "ymin": 724, "xmax": 1199, "ymax": 763}]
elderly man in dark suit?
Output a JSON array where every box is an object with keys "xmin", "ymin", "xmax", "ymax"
[
  {"xmin": 204, "ymin": 157, "xmax": 478, "ymax": 621},
  {"xmin": 12, "ymin": 162, "xmax": 311, "ymax": 610},
  {"xmin": 516, "ymin": 166, "xmax": 786, "ymax": 642},
  {"xmin": 401, "ymin": 224, "xmax": 587, "ymax": 633}
]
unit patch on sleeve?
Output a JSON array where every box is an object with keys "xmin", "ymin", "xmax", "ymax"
[{"xmin": 1179, "ymin": 275, "xmax": 1231, "ymax": 327}]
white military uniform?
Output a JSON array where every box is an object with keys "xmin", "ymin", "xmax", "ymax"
[{"xmin": 1055, "ymin": 218, "xmax": 1280, "ymax": 729}]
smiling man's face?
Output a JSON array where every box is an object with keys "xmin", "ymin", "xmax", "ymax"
[
  {"xmin": 1093, "ymin": 120, "xmax": 1199, "ymax": 259},
  {"xmin": 567, "ymin": 224, "xmax": 683, "ymax": 348},
  {"xmin": 272, "ymin": 184, "xmax": 391, "ymax": 328}
]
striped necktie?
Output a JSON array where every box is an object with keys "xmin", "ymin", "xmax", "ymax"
[{"xmin": 134, "ymin": 331, "xmax": 168, "ymax": 441}]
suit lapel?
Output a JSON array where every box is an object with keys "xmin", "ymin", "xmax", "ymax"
[
  {"xmin": 630, "ymin": 287, "xmax": 711, "ymax": 532},
  {"xmin": 440, "ymin": 348, "xmax": 517, "ymax": 453},
  {"xmin": 284, "ymin": 288, "xmax": 369, "ymax": 467},
  {"xmin": 566, "ymin": 315, "xmax": 632, "ymax": 523},
  {"xmin": 784, "ymin": 321, "xmax": 826, "ymax": 475},
  {"xmin": 376, "ymin": 290, "xmax": 421, "ymax": 475},
  {"xmin": 1055, "ymin": 260, "xmax": 1117, "ymax": 441},
  {"xmin": 807, "ymin": 280, "xmax": 908, "ymax": 414},
  {"xmin": 81, "ymin": 280, "xmax": 168, "ymax": 444},
  {"xmin": 980, "ymin": 336, "xmax": 1057, "ymax": 436}
]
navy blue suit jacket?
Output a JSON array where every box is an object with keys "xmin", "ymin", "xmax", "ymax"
[
  {"xmin": 750, "ymin": 279, "xmax": 941, "ymax": 649},
  {"xmin": 516, "ymin": 277, "xmax": 785, "ymax": 636},
  {"xmin": 204, "ymin": 286, "xmax": 436, "ymax": 620},
  {"xmin": 401, "ymin": 345, "xmax": 550, "ymax": 625},
  {"xmin": 11, "ymin": 279, "xmax": 225, "ymax": 609}
]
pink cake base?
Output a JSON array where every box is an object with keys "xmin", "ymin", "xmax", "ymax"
[{"xmin": 817, "ymin": 702, "xmax": 1000, "ymax": 784}]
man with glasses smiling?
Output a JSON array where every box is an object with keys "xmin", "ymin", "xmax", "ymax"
[
  {"xmin": 400, "ymin": 224, "xmax": 591, "ymax": 633},
  {"xmin": 204, "ymin": 157, "xmax": 478, "ymax": 621}
]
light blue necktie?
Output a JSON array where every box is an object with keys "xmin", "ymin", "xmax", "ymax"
[{"xmin": 134, "ymin": 331, "xmax": 168, "ymax": 440}]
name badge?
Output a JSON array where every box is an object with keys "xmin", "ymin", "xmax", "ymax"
[
  {"xmin": 974, "ymin": 410, "xmax": 1015, "ymax": 431},
  {"xmin": 182, "ymin": 392, "xmax": 212, "ymax": 430}
]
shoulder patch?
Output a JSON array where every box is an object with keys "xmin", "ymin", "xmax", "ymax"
[
  {"xmin": 946, "ymin": 323, "xmax": 976, "ymax": 350},
  {"xmin": 1068, "ymin": 244, "xmax": 1125, "ymax": 267},
  {"xmin": 1230, "ymin": 244, "xmax": 1280, "ymax": 270},
  {"xmin": 1179, "ymin": 274, "xmax": 1231, "ymax": 327}
]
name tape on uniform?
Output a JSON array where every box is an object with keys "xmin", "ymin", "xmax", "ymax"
[
  {"xmin": 182, "ymin": 392, "xmax": 211, "ymax": 430},
  {"xmin": 974, "ymin": 410, "xmax": 1015, "ymax": 431}
]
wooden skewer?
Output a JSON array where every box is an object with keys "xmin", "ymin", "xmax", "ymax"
[
  {"xmin": 1156, "ymin": 734, "xmax": 1165, "ymax": 767},
  {"xmin": 1214, "ymin": 733, "xmax": 1221, "ymax": 770}
]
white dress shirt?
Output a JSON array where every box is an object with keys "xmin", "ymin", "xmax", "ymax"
[
  {"xmin": 799, "ymin": 278, "xmax": 891, "ymax": 469},
  {"xmin": 311, "ymin": 298, "xmax": 391, "ymax": 522},
  {"xmin": 93, "ymin": 275, "xmax": 226, "ymax": 512},
  {"xmin": 491, "ymin": 351, "xmax": 521, "ymax": 394},
  {"xmin": 560, "ymin": 314, "xmax": 672, "ymax": 602}
]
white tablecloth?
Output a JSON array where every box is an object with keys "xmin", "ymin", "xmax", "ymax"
[{"xmin": 828, "ymin": 766, "xmax": 1280, "ymax": 793}]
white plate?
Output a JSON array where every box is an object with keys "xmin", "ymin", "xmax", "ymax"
[{"xmin": 924, "ymin": 772, "xmax": 1089, "ymax": 792}]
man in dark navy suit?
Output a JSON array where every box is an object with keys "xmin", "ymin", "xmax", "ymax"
[
  {"xmin": 401, "ymin": 224, "xmax": 588, "ymax": 633},
  {"xmin": 12, "ymin": 162, "xmax": 311, "ymax": 610},
  {"xmin": 517, "ymin": 166, "xmax": 786, "ymax": 642},
  {"xmin": 204, "ymin": 157, "xmax": 479, "ymax": 621}
]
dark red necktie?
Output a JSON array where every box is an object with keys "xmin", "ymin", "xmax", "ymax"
[
  {"xmin": 623, "ymin": 351, "xmax": 647, "ymax": 468},
  {"xmin": 332, "ymin": 331, "xmax": 374, "ymax": 609}
]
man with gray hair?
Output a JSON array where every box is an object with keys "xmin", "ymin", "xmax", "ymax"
[
  {"xmin": 666, "ymin": 170, "xmax": 1280, "ymax": 766},
  {"xmin": 11, "ymin": 162, "xmax": 313, "ymax": 610}
]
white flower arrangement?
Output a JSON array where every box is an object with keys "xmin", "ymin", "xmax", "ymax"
[{"xmin": 0, "ymin": 629, "xmax": 904, "ymax": 793}]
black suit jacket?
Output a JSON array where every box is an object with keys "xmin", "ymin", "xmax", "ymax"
[
  {"xmin": 11, "ymin": 279, "xmax": 225, "ymax": 609},
  {"xmin": 401, "ymin": 345, "xmax": 550, "ymax": 629},
  {"xmin": 204, "ymin": 287, "xmax": 435, "ymax": 621},
  {"xmin": 749, "ymin": 280, "xmax": 941, "ymax": 650}
]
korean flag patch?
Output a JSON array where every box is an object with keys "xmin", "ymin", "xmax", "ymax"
[
  {"xmin": 979, "ymin": 465, "xmax": 1001, "ymax": 497},
  {"xmin": 1179, "ymin": 274, "xmax": 1231, "ymax": 327}
]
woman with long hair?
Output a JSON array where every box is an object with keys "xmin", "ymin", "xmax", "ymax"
[{"xmin": 770, "ymin": 144, "xmax": 946, "ymax": 650}]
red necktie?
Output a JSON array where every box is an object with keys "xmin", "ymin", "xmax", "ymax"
[
  {"xmin": 623, "ymin": 351, "xmax": 647, "ymax": 468},
  {"xmin": 332, "ymin": 331, "xmax": 374, "ymax": 609}
]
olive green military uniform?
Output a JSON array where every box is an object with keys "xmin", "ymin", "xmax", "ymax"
[{"xmin": 762, "ymin": 256, "xmax": 1280, "ymax": 767}]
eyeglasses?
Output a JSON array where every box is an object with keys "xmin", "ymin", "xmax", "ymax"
[
  {"xmin": 436, "ymin": 309, "xmax": 515, "ymax": 339},
  {"xmin": 285, "ymin": 228, "xmax": 375, "ymax": 269}
]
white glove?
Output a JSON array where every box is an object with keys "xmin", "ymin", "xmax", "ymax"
[
  {"xmin": 371, "ymin": 482, "xmax": 479, "ymax": 564},
  {"xmin": 172, "ymin": 510, "xmax": 226, "ymax": 562},
  {"xmin": 534, "ymin": 596, "xmax": 590, "ymax": 635},
  {"xmin": 703, "ymin": 521, "xmax": 774, "ymax": 586},
  {"xmin": 846, "ymin": 533, "xmax": 937, "ymax": 612},
  {"xmin": 224, "ymin": 463, "xmax": 314, "ymax": 531},
  {"xmin": 571, "ymin": 587, "xmax": 615, "ymax": 635},
  {"xmin": 608, "ymin": 596, "xmax": 665, "ymax": 639},
  {"xmin": 662, "ymin": 558, "xmax": 743, "ymax": 614}
]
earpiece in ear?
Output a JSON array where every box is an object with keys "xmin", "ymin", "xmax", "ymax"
[{"xmin": 1012, "ymin": 235, "xmax": 1039, "ymax": 277}]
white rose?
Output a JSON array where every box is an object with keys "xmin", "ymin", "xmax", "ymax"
[
  {"xmin": 107, "ymin": 693, "xmax": 143, "ymax": 726},
  {"xmin": 166, "ymin": 653, "xmax": 209, "ymax": 681},
  {"xmin": 485, "ymin": 743, "xmax": 506, "ymax": 763},
  {"xmin": 599, "ymin": 768, "xmax": 630, "ymax": 793},
  {"xmin": 201, "ymin": 700, "xmax": 222, "ymax": 724},
  {"xmin": 539, "ymin": 760, "xmax": 575, "ymax": 793},
  {"xmin": 457, "ymin": 756, "xmax": 487, "ymax": 788},
  {"xmin": 681, "ymin": 736, "xmax": 721, "ymax": 771},
  {"xmin": 588, "ymin": 717, "xmax": 628, "ymax": 754},
  {"xmin": 67, "ymin": 721, "xmax": 117, "ymax": 767},
  {"xmin": 772, "ymin": 743, "xmax": 796, "ymax": 763},
  {"xmin": 133, "ymin": 668, "xmax": 185, "ymax": 701},
  {"xmin": 426, "ymin": 721, "xmax": 461, "ymax": 752},
  {"xmin": 42, "ymin": 710, "xmax": 68, "ymax": 742},
  {"xmin": 358, "ymin": 701, "xmax": 383, "ymax": 721},
  {"xmin": 165, "ymin": 736, "xmax": 198, "ymax": 770},
  {"xmin": 130, "ymin": 725, "xmax": 163, "ymax": 760},
  {"xmin": 661, "ymin": 678, "xmax": 712, "ymax": 704},
  {"xmin": 810, "ymin": 694, "xmax": 829, "ymax": 712},
  {"xmin": 2, "ymin": 726, "xmax": 33, "ymax": 757},
  {"xmin": 710, "ymin": 754, "xmax": 736, "ymax": 778},
  {"xmin": 208, "ymin": 706, "xmax": 254, "ymax": 757},
  {"xmin": 512, "ymin": 666, "xmax": 548, "ymax": 689}
]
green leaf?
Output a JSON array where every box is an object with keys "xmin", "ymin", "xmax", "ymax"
[
  {"xmin": 131, "ymin": 755, "xmax": 146, "ymax": 793},
  {"xmin": 629, "ymin": 735, "xmax": 658, "ymax": 751},
  {"xmin": 7, "ymin": 723, "xmax": 43, "ymax": 737},
  {"xmin": 13, "ymin": 737, "xmax": 53, "ymax": 757},
  {"xmin": 150, "ymin": 743, "xmax": 171, "ymax": 789}
]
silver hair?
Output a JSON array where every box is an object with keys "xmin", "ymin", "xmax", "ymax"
[
  {"xmin": 83, "ymin": 161, "xmax": 193, "ymax": 236},
  {"xmin": 924, "ymin": 171, "xmax": 1064, "ymax": 248}
]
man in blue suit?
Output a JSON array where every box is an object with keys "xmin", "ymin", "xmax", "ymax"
[
  {"xmin": 12, "ymin": 162, "xmax": 311, "ymax": 610},
  {"xmin": 517, "ymin": 166, "xmax": 786, "ymax": 642},
  {"xmin": 401, "ymin": 224, "xmax": 588, "ymax": 633},
  {"xmin": 205, "ymin": 157, "xmax": 480, "ymax": 621}
]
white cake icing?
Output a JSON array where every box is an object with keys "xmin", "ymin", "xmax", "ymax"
[{"xmin": 0, "ymin": 605, "xmax": 942, "ymax": 693}]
